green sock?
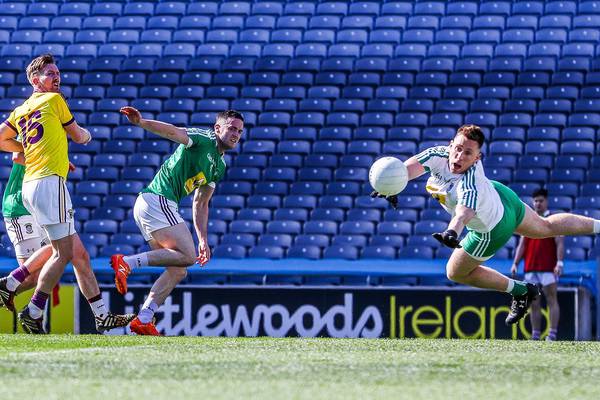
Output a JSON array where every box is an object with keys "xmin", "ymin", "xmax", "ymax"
[{"xmin": 506, "ymin": 279, "xmax": 528, "ymax": 296}]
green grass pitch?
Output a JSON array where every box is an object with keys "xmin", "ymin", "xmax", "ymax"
[{"xmin": 1, "ymin": 335, "xmax": 599, "ymax": 400}]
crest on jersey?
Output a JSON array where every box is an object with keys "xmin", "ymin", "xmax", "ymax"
[{"xmin": 25, "ymin": 223, "xmax": 33, "ymax": 234}]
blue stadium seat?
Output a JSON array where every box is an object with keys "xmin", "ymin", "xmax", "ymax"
[
  {"xmin": 221, "ymin": 233, "xmax": 256, "ymax": 248},
  {"xmin": 295, "ymin": 234, "xmax": 330, "ymax": 248},
  {"xmin": 369, "ymin": 232, "xmax": 404, "ymax": 249},
  {"xmin": 564, "ymin": 248, "xmax": 587, "ymax": 261},
  {"xmin": 323, "ymin": 245, "xmax": 359, "ymax": 260},
  {"xmin": 272, "ymin": 207, "xmax": 308, "ymax": 222},
  {"xmin": 213, "ymin": 245, "xmax": 247, "ymax": 259},
  {"xmin": 408, "ymin": 235, "xmax": 441, "ymax": 248},
  {"xmin": 287, "ymin": 245, "xmax": 321, "ymax": 260},
  {"xmin": 312, "ymin": 201, "xmax": 348, "ymax": 219},
  {"xmin": 398, "ymin": 245, "xmax": 434, "ymax": 259},
  {"xmin": 248, "ymin": 246, "xmax": 284, "ymax": 260},
  {"xmin": 110, "ymin": 180, "xmax": 144, "ymax": 196},
  {"xmin": 576, "ymin": 196, "xmax": 600, "ymax": 209},
  {"xmin": 414, "ymin": 220, "xmax": 447, "ymax": 235},
  {"xmin": 84, "ymin": 219, "xmax": 119, "ymax": 234}
]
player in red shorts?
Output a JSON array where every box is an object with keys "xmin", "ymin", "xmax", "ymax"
[{"xmin": 512, "ymin": 188, "xmax": 563, "ymax": 341}]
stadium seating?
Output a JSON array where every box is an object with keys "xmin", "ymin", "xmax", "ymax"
[{"xmin": 1, "ymin": 0, "xmax": 599, "ymax": 263}]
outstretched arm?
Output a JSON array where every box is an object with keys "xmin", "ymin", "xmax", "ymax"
[
  {"xmin": 447, "ymin": 205, "xmax": 476, "ymax": 237},
  {"xmin": 120, "ymin": 106, "xmax": 190, "ymax": 145},
  {"xmin": 404, "ymin": 156, "xmax": 427, "ymax": 181},
  {"xmin": 432, "ymin": 205, "xmax": 475, "ymax": 248}
]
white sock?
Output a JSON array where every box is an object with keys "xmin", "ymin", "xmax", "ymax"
[
  {"xmin": 593, "ymin": 220, "xmax": 600, "ymax": 234},
  {"xmin": 123, "ymin": 253, "xmax": 149, "ymax": 269},
  {"xmin": 6, "ymin": 275, "xmax": 21, "ymax": 291},
  {"xmin": 505, "ymin": 279, "xmax": 515, "ymax": 293},
  {"xmin": 28, "ymin": 302, "xmax": 44, "ymax": 319},
  {"xmin": 89, "ymin": 298, "xmax": 108, "ymax": 319},
  {"xmin": 138, "ymin": 300, "xmax": 159, "ymax": 324}
]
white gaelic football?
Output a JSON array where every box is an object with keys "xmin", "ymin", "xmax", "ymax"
[{"xmin": 368, "ymin": 157, "xmax": 408, "ymax": 196}]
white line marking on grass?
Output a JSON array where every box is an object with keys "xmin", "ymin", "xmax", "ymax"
[{"xmin": 13, "ymin": 345, "xmax": 158, "ymax": 357}]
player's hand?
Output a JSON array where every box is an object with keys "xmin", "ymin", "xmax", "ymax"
[
  {"xmin": 554, "ymin": 261, "xmax": 564, "ymax": 277},
  {"xmin": 196, "ymin": 241, "xmax": 211, "ymax": 266},
  {"xmin": 432, "ymin": 229, "xmax": 462, "ymax": 249},
  {"xmin": 120, "ymin": 106, "xmax": 142, "ymax": 125},
  {"xmin": 370, "ymin": 190, "xmax": 398, "ymax": 209},
  {"xmin": 510, "ymin": 264, "xmax": 518, "ymax": 278},
  {"xmin": 68, "ymin": 161, "xmax": 76, "ymax": 172},
  {"xmin": 79, "ymin": 128, "xmax": 92, "ymax": 144}
]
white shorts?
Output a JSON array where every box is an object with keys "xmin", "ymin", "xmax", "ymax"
[
  {"xmin": 4, "ymin": 215, "xmax": 50, "ymax": 258},
  {"xmin": 133, "ymin": 192, "xmax": 185, "ymax": 241},
  {"xmin": 525, "ymin": 272, "xmax": 558, "ymax": 287},
  {"xmin": 22, "ymin": 175, "xmax": 76, "ymax": 240}
]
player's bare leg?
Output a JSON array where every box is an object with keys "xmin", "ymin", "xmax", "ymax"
[
  {"xmin": 0, "ymin": 245, "xmax": 52, "ymax": 310},
  {"xmin": 516, "ymin": 205, "xmax": 598, "ymax": 238},
  {"xmin": 543, "ymin": 283, "xmax": 560, "ymax": 340},
  {"xmin": 70, "ymin": 234, "xmax": 135, "ymax": 331},
  {"xmin": 18, "ymin": 234, "xmax": 72, "ymax": 333},
  {"xmin": 111, "ymin": 223, "xmax": 195, "ymax": 295},
  {"xmin": 123, "ymin": 224, "xmax": 195, "ymax": 336},
  {"xmin": 446, "ymin": 249, "xmax": 510, "ymax": 291},
  {"xmin": 446, "ymin": 248, "xmax": 539, "ymax": 326}
]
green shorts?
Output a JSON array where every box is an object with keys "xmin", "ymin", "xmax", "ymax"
[{"xmin": 460, "ymin": 181, "xmax": 526, "ymax": 261}]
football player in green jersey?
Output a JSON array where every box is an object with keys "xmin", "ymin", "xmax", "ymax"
[{"xmin": 112, "ymin": 106, "xmax": 244, "ymax": 335}]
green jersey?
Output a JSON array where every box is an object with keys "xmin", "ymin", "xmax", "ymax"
[
  {"xmin": 2, "ymin": 163, "xmax": 30, "ymax": 218},
  {"xmin": 142, "ymin": 128, "xmax": 226, "ymax": 204}
]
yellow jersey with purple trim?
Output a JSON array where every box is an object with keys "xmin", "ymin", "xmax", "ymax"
[{"xmin": 3, "ymin": 93, "xmax": 74, "ymax": 182}]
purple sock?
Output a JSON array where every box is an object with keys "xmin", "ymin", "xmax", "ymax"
[
  {"xmin": 30, "ymin": 290, "xmax": 49, "ymax": 311},
  {"xmin": 10, "ymin": 266, "xmax": 30, "ymax": 283}
]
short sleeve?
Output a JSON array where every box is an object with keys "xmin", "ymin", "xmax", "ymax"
[
  {"xmin": 2, "ymin": 110, "xmax": 18, "ymax": 134},
  {"xmin": 457, "ymin": 167, "xmax": 478, "ymax": 210},
  {"xmin": 52, "ymin": 94, "xmax": 75, "ymax": 127},
  {"xmin": 415, "ymin": 146, "xmax": 449, "ymax": 174},
  {"xmin": 186, "ymin": 128, "xmax": 216, "ymax": 149}
]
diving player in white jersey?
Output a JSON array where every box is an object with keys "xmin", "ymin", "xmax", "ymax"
[{"xmin": 373, "ymin": 124, "xmax": 600, "ymax": 325}]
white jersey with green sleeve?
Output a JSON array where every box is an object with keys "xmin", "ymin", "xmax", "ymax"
[
  {"xmin": 141, "ymin": 128, "xmax": 226, "ymax": 204},
  {"xmin": 416, "ymin": 146, "xmax": 504, "ymax": 233}
]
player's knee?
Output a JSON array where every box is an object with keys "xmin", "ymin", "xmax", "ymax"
[
  {"xmin": 54, "ymin": 245, "xmax": 73, "ymax": 263},
  {"xmin": 170, "ymin": 267, "xmax": 188, "ymax": 282},
  {"xmin": 181, "ymin": 252, "xmax": 196, "ymax": 266},
  {"xmin": 446, "ymin": 267, "xmax": 462, "ymax": 283}
]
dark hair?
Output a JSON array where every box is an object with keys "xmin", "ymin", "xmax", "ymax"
[
  {"xmin": 532, "ymin": 188, "xmax": 548, "ymax": 198},
  {"xmin": 26, "ymin": 54, "xmax": 56, "ymax": 84},
  {"xmin": 216, "ymin": 110, "xmax": 244, "ymax": 123},
  {"xmin": 456, "ymin": 124, "xmax": 485, "ymax": 148}
]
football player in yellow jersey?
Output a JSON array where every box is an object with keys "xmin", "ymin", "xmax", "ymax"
[{"xmin": 0, "ymin": 54, "xmax": 134, "ymax": 333}]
